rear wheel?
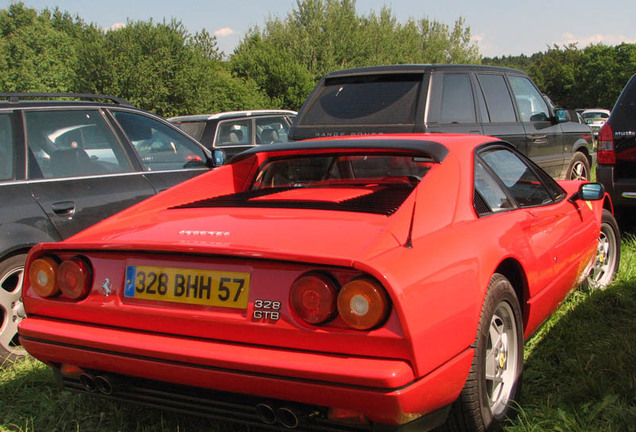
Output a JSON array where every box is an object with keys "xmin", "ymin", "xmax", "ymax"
[
  {"xmin": 444, "ymin": 274, "xmax": 524, "ymax": 431},
  {"xmin": 584, "ymin": 209, "xmax": 620, "ymax": 290},
  {"xmin": 0, "ymin": 254, "xmax": 28, "ymax": 364},
  {"xmin": 567, "ymin": 152, "xmax": 591, "ymax": 180}
]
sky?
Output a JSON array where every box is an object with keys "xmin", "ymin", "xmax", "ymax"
[{"xmin": 7, "ymin": 0, "xmax": 636, "ymax": 58}]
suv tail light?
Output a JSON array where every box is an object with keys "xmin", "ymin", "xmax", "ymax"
[{"xmin": 597, "ymin": 123, "xmax": 616, "ymax": 165}]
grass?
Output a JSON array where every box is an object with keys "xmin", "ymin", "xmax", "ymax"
[{"xmin": 2, "ymin": 238, "xmax": 635, "ymax": 432}]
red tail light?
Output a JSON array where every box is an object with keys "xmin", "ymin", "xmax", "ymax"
[
  {"xmin": 597, "ymin": 123, "xmax": 616, "ymax": 165},
  {"xmin": 290, "ymin": 273, "xmax": 338, "ymax": 324},
  {"xmin": 57, "ymin": 257, "xmax": 92, "ymax": 300}
]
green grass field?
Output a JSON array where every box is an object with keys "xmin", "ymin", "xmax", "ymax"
[{"xmin": 2, "ymin": 238, "xmax": 635, "ymax": 432}]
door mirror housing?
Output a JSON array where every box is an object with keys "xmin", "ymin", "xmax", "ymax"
[{"xmin": 569, "ymin": 182, "xmax": 604, "ymax": 203}]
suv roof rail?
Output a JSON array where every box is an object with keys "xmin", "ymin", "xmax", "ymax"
[{"xmin": 0, "ymin": 92, "xmax": 134, "ymax": 106}]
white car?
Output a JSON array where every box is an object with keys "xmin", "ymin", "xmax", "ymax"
[{"xmin": 581, "ymin": 108, "xmax": 611, "ymax": 137}]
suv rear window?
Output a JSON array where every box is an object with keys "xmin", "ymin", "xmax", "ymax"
[{"xmin": 299, "ymin": 74, "xmax": 422, "ymax": 126}]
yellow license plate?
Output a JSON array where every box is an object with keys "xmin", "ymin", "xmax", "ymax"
[{"xmin": 124, "ymin": 265, "xmax": 250, "ymax": 309}]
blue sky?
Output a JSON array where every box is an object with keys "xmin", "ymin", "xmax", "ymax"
[{"xmin": 8, "ymin": 0, "xmax": 636, "ymax": 58}]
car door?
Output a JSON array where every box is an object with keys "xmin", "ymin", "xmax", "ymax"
[
  {"xmin": 109, "ymin": 110, "xmax": 210, "ymax": 192},
  {"xmin": 507, "ymin": 75, "xmax": 565, "ymax": 178},
  {"xmin": 24, "ymin": 108, "xmax": 157, "ymax": 239},
  {"xmin": 475, "ymin": 146, "xmax": 596, "ymax": 304}
]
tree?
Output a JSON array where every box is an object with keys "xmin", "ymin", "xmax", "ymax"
[
  {"xmin": 0, "ymin": 3, "xmax": 89, "ymax": 92},
  {"xmin": 231, "ymin": 0, "xmax": 480, "ymax": 110}
]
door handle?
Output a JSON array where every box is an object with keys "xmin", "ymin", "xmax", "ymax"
[{"xmin": 51, "ymin": 201, "xmax": 76, "ymax": 215}]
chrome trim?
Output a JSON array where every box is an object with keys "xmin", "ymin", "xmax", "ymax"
[
  {"xmin": 621, "ymin": 192, "xmax": 636, "ymax": 199},
  {"xmin": 0, "ymin": 168, "xmax": 208, "ymax": 186}
]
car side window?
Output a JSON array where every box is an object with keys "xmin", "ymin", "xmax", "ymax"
[
  {"xmin": 508, "ymin": 76, "xmax": 550, "ymax": 122},
  {"xmin": 25, "ymin": 110, "xmax": 134, "ymax": 179},
  {"xmin": 474, "ymin": 159, "xmax": 514, "ymax": 214},
  {"xmin": 479, "ymin": 147, "xmax": 553, "ymax": 207},
  {"xmin": 112, "ymin": 111, "xmax": 208, "ymax": 171},
  {"xmin": 0, "ymin": 114, "xmax": 13, "ymax": 181},
  {"xmin": 255, "ymin": 117, "xmax": 291, "ymax": 144},
  {"xmin": 440, "ymin": 74, "xmax": 476, "ymax": 123},
  {"xmin": 215, "ymin": 119, "xmax": 251, "ymax": 147},
  {"xmin": 476, "ymin": 74, "xmax": 516, "ymax": 123}
]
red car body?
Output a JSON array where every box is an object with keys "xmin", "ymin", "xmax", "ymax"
[{"xmin": 19, "ymin": 135, "xmax": 614, "ymax": 431}]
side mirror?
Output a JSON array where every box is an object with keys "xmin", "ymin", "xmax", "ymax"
[
  {"xmin": 555, "ymin": 108, "xmax": 568, "ymax": 123},
  {"xmin": 213, "ymin": 149, "xmax": 226, "ymax": 167},
  {"xmin": 569, "ymin": 182, "xmax": 604, "ymax": 203}
]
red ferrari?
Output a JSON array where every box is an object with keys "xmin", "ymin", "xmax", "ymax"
[{"xmin": 19, "ymin": 135, "xmax": 620, "ymax": 432}]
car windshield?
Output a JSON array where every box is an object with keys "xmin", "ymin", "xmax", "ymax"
[{"xmin": 252, "ymin": 154, "xmax": 432, "ymax": 190}]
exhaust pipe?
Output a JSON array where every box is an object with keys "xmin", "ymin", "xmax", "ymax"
[
  {"xmin": 255, "ymin": 403, "xmax": 277, "ymax": 425},
  {"xmin": 277, "ymin": 407, "xmax": 300, "ymax": 429},
  {"xmin": 79, "ymin": 373, "xmax": 97, "ymax": 392},
  {"xmin": 95, "ymin": 375, "xmax": 113, "ymax": 395}
]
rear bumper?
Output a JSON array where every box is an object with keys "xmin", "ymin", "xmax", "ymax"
[
  {"xmin": 19, "ymin": 316, "xmax": 472, "ymax": 428},
  {"xmin": 596, "ymin": 165, "xmax": 636, "ymax": 211}
]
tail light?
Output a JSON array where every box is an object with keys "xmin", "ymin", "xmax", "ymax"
[
  {"xmin": 338, "ymin": 278, "xmax": 390, "ymax": 330},
  {"xmin": 290, "ymin": 272, "xmax": 391, "ymax": 330},
  {"xmin": 57, "ymin": 257, "xmax": 92, "ymax": 300},
  {"xmin": 597, "ymin": 123, "xmax": 616, "ymax": 164},
  {"xmin": 29, "ymin": 257, "xmax": 60, "ymax": 297},
  {"xmin": 290, "ymin": 273, "xmax": 338, "ymax": 324}
]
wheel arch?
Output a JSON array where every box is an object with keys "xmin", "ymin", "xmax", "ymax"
[{"xmin": 494, "ymin": 258, "xmax": 528, "ymax": 329}]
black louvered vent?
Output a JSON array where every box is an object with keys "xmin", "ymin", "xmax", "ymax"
[{"xmin": 172, "ymin": 185, "xmax": 414, "ymax": 216}]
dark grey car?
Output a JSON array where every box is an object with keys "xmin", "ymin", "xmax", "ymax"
[
  {"xmin": 0, "ymin": 93, "xmax": 213, "ymax": 361},
  {"xmin": 289, "ymin": 64, "xmax": 595, "ymax": 180}
]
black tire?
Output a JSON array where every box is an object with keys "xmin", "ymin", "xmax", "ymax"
[
  {"xmin": 444, "ymin": 274, "xmax": 524, "ymax": 432},
  {"xmin": 567, "ymin": 152, "xmax": 591, "ymax": 180},
  {"xmin": 583, "ymin": 209, "xmax": 620, "ymax": 290},
  {"xmin": 0, "ymin": 254, "xmax": 28, "ymax": 364}
]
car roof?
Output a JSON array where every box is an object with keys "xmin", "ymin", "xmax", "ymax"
[
  {"xmin": 324, "ymin": 64, "xmax": 526, "ymax": 78},
  {"xmin": 0, "ymin": 92, "xmax": 135, "ymax": 108},
  {"xmin": 169, "ymin": 110, "xmax": 297, "ymax": 122}
]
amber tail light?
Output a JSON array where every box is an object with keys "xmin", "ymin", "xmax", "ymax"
[
  {"xmin": 29, "ymin": 257, "xmax": 60, "ymax": 297},
  {"xmin": 337, "ymin": 278, "xmax": 389, "ymax": 330}
]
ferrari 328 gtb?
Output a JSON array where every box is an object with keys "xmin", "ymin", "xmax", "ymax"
[{"xmin": 19, "ymin": 135, "xmax": 620, "ymax": 432}]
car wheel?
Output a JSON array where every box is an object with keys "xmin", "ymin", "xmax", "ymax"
[
  {"xmin": 445, "ymin": 273, "xmax": 524, "ymax": 431},
  {"xmin": 567, "ymin": 152, "xmax": 591, "ymax": 180},
  {"xmin": 0, "ymin": 254, "xmax": 28, "ymax": 363},
  {"xmin": 583, "ymin": 209, "xmax": 620, "ymax": 290}
]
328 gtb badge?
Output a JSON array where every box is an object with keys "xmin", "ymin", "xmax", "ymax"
[{"xmin": 252, "ymin": 299, "xmax": 280, "ymax": 322}]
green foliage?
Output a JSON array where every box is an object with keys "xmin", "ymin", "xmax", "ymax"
[
  {"xmin": 486, "ymin": 43, "xmax": 636, "ymax": 110},
  {"xmin": 231, "ymin": 0, "xmax": 480, "ymax": 109}
]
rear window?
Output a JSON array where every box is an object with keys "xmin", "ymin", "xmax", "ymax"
[
  {"xmin": 174, "ymin": 121, "xmax": 206, "ymax": 141},
  {"xmin": 299, "ymin": 74, "xmax": 422, "ymax": 126}
]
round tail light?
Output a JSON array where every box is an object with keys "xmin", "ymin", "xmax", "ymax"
[
  {"xmin": 57, "ymin": 257, "xmax": 92, "ymax": 300},
  {"xmin": 29, "ymin": 257, "xmax": 59, "ymax": 297},
  {"xmin": 337, "ymin": 278, "xmax": 389, "ymax": 330},
  {"xmin": 290, "ymin": 273, "xmax": 338, "ymax": 325}
]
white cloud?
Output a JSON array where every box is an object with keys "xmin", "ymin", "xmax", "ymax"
[
  {"xmin": 555, "ymin": 32, "xmax": 636, "ymax": 48},
  {"xmin": 108, "ymin": 22, "xmax": 126, "ymax": 31},
  {"xmin": 214, "ymin": 27, "xmax": 237, "ymax": 38}
]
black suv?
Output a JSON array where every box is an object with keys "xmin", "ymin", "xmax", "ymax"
[
  {"xmin": 289, "ymin": 65, "xmax": 595, "ymax": 180},
  {"xmin": 597, "ymin": 73, "xmax": 636, "ymax": 223},
  {"xmin": 0, "ymin": 93, "xmax": 213, "ymax": 361}
]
